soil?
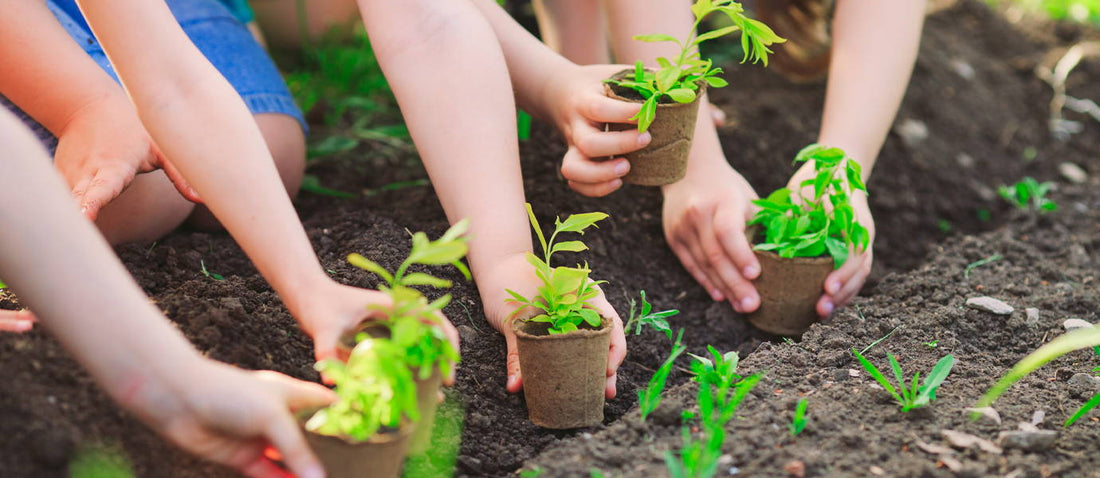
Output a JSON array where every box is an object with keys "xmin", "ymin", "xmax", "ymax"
[{"xmin": 0, "ymin": 1, "xmax": 1097, "ymax": 477}]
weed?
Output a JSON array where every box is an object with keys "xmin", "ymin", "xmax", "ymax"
[
  {"xmin": 506, "ymin": 204, "xmax": 609, "ymax": 334},
  {"xmin": 640, "ymin": 330, "xmax": 687, "ymax": 421},
  {"xmin": 977, "ymin": 208, "xmax": 992, "ymax": 222},
  {"xmin": 519, "ymin": 467, "xmax": 544, "ymax": 478},
  {"xmin": 852, "ymin": 348, "xmax": 956, "ymax": 412},
  {"xmin": 590, "ymin": 469, "xmax": 607, "ymax": 478},
  {"xmin": 859, "ymin": 325, "xmax": 901, "ymax": 355},
  {"xmin": 750, "ymin": 144, "xmax": 870, "ymax": 268},
  {"xmin": 936, "ymin": 219, "xmax": 953, "ymax": 234},
  {"xmin": 625, "ymin": 290, "xmax": 679, "ymax": 339},
  {"xmin": 789, "ymin": 398, "xmax": 808, "ymax": 436},
  {"xmin": 923, "ymin": 340, "xmax": 940, "ymax": 349},
  {"xmin": 199, "ymin": 259, "xmax": 224, "ymax": 281},
  {"xmin": 964, "ymin": 253, "xmax": 1003, "ymax": 279},
  {"xmin": 605, "ymin": 0, "xmax": 783, "ymax": 132},
  {"xmin": 998, "ymin": 177, "xmax": 1058, "ymax": 212},
  {"xmin": 0, "ymin": 279, "xmax": 6, "ymax": 289},
  {"xmin": 69, "ymin": 444, "xmax": 134, "ymax": 478}
]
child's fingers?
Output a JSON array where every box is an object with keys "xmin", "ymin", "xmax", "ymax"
[
  {"xmin": 503, "ymin": 323, "xmax": 523, "ymax": 394},
  {"xmin": 669, "ymin": 237, "xmax": 723, "ymax": 302},
  {"xmin": 684, "ymin": 237, "xmax": 730, "ymax": 303},
  {"xmin": 560, "ymin": 147, "xmax": 629, "ymax": 185},
  {"xmin": 160, "ymin": 157, "xmax": 202, "ymax": 204},
  {"xmin": 256, "ymin": 371, "xmax": 336, "ymax": 412},
  {"xmin": 572, "ymin": 122, "xmax": 651, "ymax": 158},
  {"xmin": 713, "ymin": 211, "xmax": 761, "ymax": 280},
  {"xmin": 239, "ymin": 454, "xmax": 296, "ymax": 478},
  {"xmin": 567, "ymin": 179, "xmax": 623, "ymax": 198},
  {"xmin": 0, "ymin": 312, "xmax": 34, "ymax": 333},
  {"xmin": 580, "ymin": 93, "xmax": 642, "ymax": 124},
  {"xmin": 695, "ymin": 219, "xmax": 758, "ymax": 313},
  {"xmin": 258, "ymin": 414, "xmax": 324, "ymax": 478},
  {"xmin": 79, "ymin": 167, "xmax": 133, "ymax": 221}
]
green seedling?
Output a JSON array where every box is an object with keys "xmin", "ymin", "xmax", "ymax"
[
  {"xmin": 604, "ymin": 0, "xmax": 784, "ymax": 132},
  {"xmin": 851, "ymin": 348, "xmax": 956, "ymax": 412},
  {"xmin": 347, "ymin": 220, "xmax": 470, "ymax": 379},
  {"xmin": 976, "ymin": 327, "xmax": 1100, "ymax": 426},
  {"xmin": 923, "ymin": 340, "xmax": 940, "ymax": 349},
  {"xmin": 789, "ymin": 398, "xmax": 808, "ymax": 436},
  {"xmin": 936, "ymin": 219, "xmax": 953, "ymax": 234},
  {"xmin": 858, "ymin": 325, "xmax": 901, "ymax": 355},
  {"xmin": 998, "ymin": 177, "xmax": 1058, "ymax": 212},
  {"xmin": 506, "ymin": 204, "xmax": 609, "ymax": 335},
  {"xmin": 964, "ymin": 253, "xmax": 1002, "ymax": 279},
  {"xmin": 199, "ymin": 259, "xmax": 224, "ymax": 281},
  {"xmin": 0, "ymin": 279, "xmax": 6, "ymax": 289},
  {"xmin": 749, "ymin": 144, "xmax": 870, "ymax": 268},
  {"xmin": 640, "ymin": 330, "xmax": 687, "ymax": 421},
  {"xmin": 625, "ymin": 290, "xmax": 679, "ymax": 339},
  {"xmin": 519, "ymin": 467, "xmax": 544, "ymax": 478}
]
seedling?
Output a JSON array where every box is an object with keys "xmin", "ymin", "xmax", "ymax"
[
  {"xmin": 851, "ymin": 348, "xmax": 956, "ymax": 412},
  {"xmin": 749, "ymin": 144, "xmax": 870, "ymax": 268},
  {"xmin": 604, "ymin": 0, "xmax": 783, "ymax": 132},
  {"xmin": 518, "ymin": 467, "xmax": 544, "ymax": 478},
  {"xmin": 963, "ymin": 253, "xmax": 1002, "ymax": 279},
  {"xmin": 998, "ymin": 177, "xmax": 1058, "ymax": 212},
  {"xmin": 923, "ymin": 340, "xmax": 940, "ymax": 349},
  {"xmin": 640, "ymin": 330, "xmax": 687, "ymax": 421},
  {"xmin": 789, "ymin": 398, "xmax": 808, "ymax": 437},
  {"xmin": 199, "ymin": 259, "xmax": 224, "ymax": 281},
  {"xmin": 347, "ymin": 220, "xmax": 471, "ymax": 379},
  {"xmin": 625, "ymin": 290, "xmax": 679, "ymax": 339},
  {"xmin": 506, "ymin": 204, "xmax": 609, "ymax": 334},
  {"xmin": 976, "ymin": 327, "xmax": 1100, "ymax": 426},
  {"xmin": 0, "ymin": 279, "xmax": 6, "ymax": 289}
]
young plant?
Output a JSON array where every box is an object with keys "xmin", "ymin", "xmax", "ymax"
[
  {"xmin": 640, "ymin": 329, "xmax": 687, "ymax": 421},
  {"xmin": 749, "ymin": 144, "xmax": 870, "ymax": 268},
  {"xmin": 998, "ymin": 177, "xmax": 1058, "ymax": 212},
  {"xmin": 347, "ymin": 220, "xmax": 471, "ymax": 379},
  {"xmin": 625, "ymin": 290, "xmax": 679, "ymax": 339},
  {"xmin": 976, "ymin": 327, "xmax": 1100, "ymax": 426},
  {"xmin": 506, "ymin": 204, "xmax": 609, "ymax": 334},
  {"xmin": 605, "ymin": 0, "xmax": 784, "ymax": 132},
  {"xmin": 789, "ymin": 398, "xmax": 808, "ymax": 437},
  {"xmin": 851, "ymin": 348, "xmax": 956, "ymax": 412}
]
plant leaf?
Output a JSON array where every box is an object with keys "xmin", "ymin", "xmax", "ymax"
[
  {"xmin": 666, "ymin": 88, "xmax": 697, "ymax": 103},
  {"xmin": 556, "ymin": 212, "xmax": 609, "ymax": 233},
  {"xmin": 634, "ymin": 33, "xmax": 681, "ymax": 44},
  {"xmin": 551, "ymin": 241, "xmax": 589, "ymax": 255},
  {"xmin": 347, "ymin": 253, "xmax": 394, "ymax": 284},
  {"xmin": 401, "ymin": 273, "xmax": 452, "ymax": 289}
]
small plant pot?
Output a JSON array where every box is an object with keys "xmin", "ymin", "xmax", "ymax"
[
  {"xmin": 408, "ymin": 369, "xmax": 443, "ymax": 454},
  {"xmin": 747, "ymin": 248, "xmax": 833, "ymax": 336},
  {"xmin": 298, "ymin": 410, "xmax": 411, "ymax": 478},
  {"xmin": 604, "ymin": 69, "xmax": 705, "ymax": 186},
  {"xmin": 514, "ymin": 312, "xmax": 612, "ymax": 429}
]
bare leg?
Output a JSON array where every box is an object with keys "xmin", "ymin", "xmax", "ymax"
[
  {"xmin": 532, "ymin": 0, "xmax": 611, "ymax": 64},
  {"xmin": 251, "ymin": 0, "xmax": 361, "ymax": 50},
  {"xmin": 187, "ymin": 113, "xmax": 306, "ymax": 230}
]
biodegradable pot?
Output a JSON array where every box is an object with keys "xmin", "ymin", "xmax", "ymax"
[
  {"xmin": 604, "ymin": 69, "xmax": 706, "ymax": 186},
  {"xmin": 408, "ymin": 369, "xmax": 443, "ymax": 454},
  {"xmin": 299, "ymin": 411, "xmax": 411, "ymax": 478},
  {"xmin": 747, "ymin": 248, "xmax": 833, "ymax": 336},
  {"xmin": 514, "ymin": 314, "xmax": 612, "ymax": 429}
]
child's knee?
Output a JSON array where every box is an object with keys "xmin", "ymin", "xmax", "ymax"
[{"xmin": 255, "ymin": 113, "xmax": 306, "ymax": 198}]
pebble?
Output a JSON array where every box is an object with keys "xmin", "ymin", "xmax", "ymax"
[
  {"xmin": 1059, "ymin": 162, "xmax": 1089, "ymax": 184},
  {"xmin": 998, "ymin": 430, "xmax": 1058, "ymax": 451},
  {"xmin": 1025, "ymin": 308, "xmax": 1040, "ymax": 325},
  {"xmin": 951, "ymin": 59, "xmax": 976, "ymax": 80},
  {"xmin": 965, "ymin": 297, "xmax": 1014, "ymax": 315},
  {"xmin": 1063, "ymin": 318, "xmax": 1094, "ymax": 331},
  {"xmin": 964, "ymin": 406, "xmax": 1002, "ymax": 425},
  {"xmin": 956, "ymin": 153, "xmax": 975, "ymax": 168},
  {"xmin": 783, "ymin": 460, "xmax": 805, "ymax": 478},
  {"xmin": 942, "ymin": 430, "xmax": 1003, "ymax": 454},
  {"xmin": 895, "ymin": 119, "xmax": 929, "ymax": 148}
]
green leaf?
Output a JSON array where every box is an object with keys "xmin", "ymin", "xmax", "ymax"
[
  {"xmin": 692, "ymin": 25, "xmax": 739, "ymax": 45},
  {"xmin": 636, "ymin": 97, "xmax": 658, "ymax": 133},
  {"xmin": 634, "ymin": 60, "xmax": 645, "ymax": 82},
  {"xmin": 915, "ymin": 355, "xmax": 956, "ymax": 406},
  {"xmin": 1065, "ymin": 392, "xmax": 1100, "ymax": 427},
  {"xmin": 556, "ymin": 212, "xmax": 609, "ymax": 233},
  {"xmin": 666, "ymin": 88, "xmax": 697, "ymax": 103},
  {"xmin": 825, "ymin": 237, "xmax": 848, "ymax": 269},
  {"xmin": 401, "ymin": 273, "xmax": 452, "ymax": 289},
  {"xmin": 408, "ymin": 241, "xmax": 468, "ymax": 265},
  {"xmin": 578, "ymin": 308, "xmax": 602, "ymax": 327},
  {"xmin": 634, "ymin": 33, "xmax": 681, "ymax": 44},
  {"xmin": 428, "ymin": 294, "xmax": 452, "ymax": 311},
  {"xmin": 347, "ymin": 253, "xmax": 394, "ymax": 284},
  {"xmin": 977, "ymin": 327, "xmax": 1100, "ymax": 409},
  {"xmin": 656, "ymin": 67, "xmax": 683, "ymax": 93},
  {"xmin": 851, "ymin": 348, "xmax": 902, "ymax": 404},
  {"xmin": 551, "ymin": 241, "xmax": 589, "ymax": 255},
  {"xmin": 525, "ymin": 203, "xmax": 548, "ymax": 256},
  {"xmin": 439, "ymin": 218, "xmax": 470, "ymax": 243},
  {"xmin": 704, "ymin": 76, "xmax": 728, "ymax": 88}
]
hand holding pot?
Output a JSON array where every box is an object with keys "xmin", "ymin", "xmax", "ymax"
[
  {"xmin": 544, "ymin": 64, "xmax": 653, "ymax": 197},
  {"xmin": 124, "ymin": 360, "xmax": 335, "ymax": 478},
  {"xmin": 478, "ymin": 252, "xmax": 627, "ymax": 399},
  {"xmin": 661, "ymin": 162, "xmax": 763, "ymax": 313}
]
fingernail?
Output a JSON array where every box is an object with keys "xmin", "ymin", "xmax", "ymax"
[
  {"xmin": 17, "ymin": 322, "xmax": 32, "ymax": 332},
  {"xmin": 638, "ymin": 132, "xmax": 652, "ymax": 146},
  {"xmin": 614, "ymin": 161, "xmax": 629, "ymax": 176},
  {"xmin": 826, "ymin": 280, "xmax": 841, "ymax": 295},
  {"xmin": 299, "ymin": 465, "xmax": 325, "ymax": 478},
  {"xmin": 709, "ymin": 289, "xmax": 723, "ymax": 301},
  {"xmin": 506, "ymin": 375, "xmax": 517, "ymax": 389},
  {"xmin": 822, "ymin": 300, "xmax": 835, "ymax": 316},
  {"xmin": 741, "ymin": 297, "xmax": 755, "ymax": 312},
  {"xmin": 744, "ymin": 265, "xmax": 760, "ymax": 279}
]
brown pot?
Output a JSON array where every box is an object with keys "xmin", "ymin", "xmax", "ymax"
[
  {"xmin": 604, "ymin": 69, "xmax": 705, "ymax": 186},
  {"xmin": 299, "ymin": 411, "xmax": 411, "ymax": 478},
  {"xmin": 747, "ymin": 248, "xmax": 833, "ymax": 336},
  {"xmin": 408, "ymin": 369, "xmax": 443, "ymax": 454},
  {"xmin": 514, "ymin": 314, "xmax": 611, "ymax": 429}
]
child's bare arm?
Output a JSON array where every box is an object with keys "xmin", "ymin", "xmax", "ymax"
[{"xmin": 0, "ymin": 109, "xmax": 332, "ymax": 478}]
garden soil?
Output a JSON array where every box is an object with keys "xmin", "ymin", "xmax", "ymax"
[{"xmin": 0, "ymin": 1, "xmax": 1097, "ymax": 476}]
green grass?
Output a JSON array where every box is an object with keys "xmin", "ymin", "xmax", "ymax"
[{"xmin": 403, "ymin": 394, "xmax": 466, "ymax": 478}]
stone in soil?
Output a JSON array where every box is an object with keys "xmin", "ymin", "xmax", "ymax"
[
  {"xmin": 965, "ymin": 296, "xmax": 1014, "ymax": 315},
  {"xmin": 998, "ymin": 430, "xmax": 1058, "ymax": 451}
]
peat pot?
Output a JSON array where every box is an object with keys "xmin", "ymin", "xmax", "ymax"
[
  {"xmin": 299, "ymin": 411, "xmax": 411, "ymax": 478},
  {"xmin": 747, "ymin": 248, "xmax": 833, "ymax": 336},
  {"xmin": 515, "ymin": 315, "xmax": 612, "ymax": 429},
  {"xmin": 604, "ymin": 69, "xmax": 705, "ymax": 186}
]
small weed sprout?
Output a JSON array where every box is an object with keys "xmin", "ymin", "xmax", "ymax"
[
  {"xmin": 963, "ymin": 253, "xmax": 1003, "ymax": 279},
  {"xmin": 998, "ymin": 177, "xmax": 1058, "ymax": 212},
  {"xmin": 789, "ymin": 398, "xmax": 808, "ymax": 437},
  {"xmin": 506, "ymin": 204, "xmax": 609, "ymax": 334},
  {"xmin": 923, "ymin": 340, "xmax": 940, "ymax": 349},
  {"xmin": 0, "ymin": 279, "xmax": 6, "ymax": 289},
  {"xmin": 750, "ymin": 144, "xmax": 870, "ymax": 268},
  {"xmin": 199, "ymin": 259, "xmax": 225, "ymax": 281},
  {"xmin": 640, "ymin": 329, "xmax": 688, "ymax": 421},
  {"xmin": 666, "ymin": 347, "xmax": 761, "ymax": 478},
  {"xmin": 604, "ymin": 0, "xmax": 784, "ymax": 132},
  {"xmin": 518, "ymin": 467, "xmax": 544, "ymax": 478},
  {"xmin": 851, "ymin": 348, "xmax": 956, "ymax": 412},
  {"xmin": 626, "ymin": 290, "xmax": 679, "ymax": 339}
]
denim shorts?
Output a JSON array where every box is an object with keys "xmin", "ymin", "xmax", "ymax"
[{"xmin": 1, "ymin": 0, "xmax": 305, "ymax": 153}]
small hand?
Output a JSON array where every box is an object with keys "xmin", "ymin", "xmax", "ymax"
[
  {"xmin": 54, "ymin": 94, "xmax": 199, "ymax": 220},
  {"xmin": 122, "ymin": 360, "xmax": 334, "ymax": 478},
  {"xmin": 662, "ymin": 163, "xmax": 762, "ymax": 312},
  {"xmin": 0, "ymin": 309, "xmax": 34, "ymax": 333},
  {"xmin": 478, "ymin": 253, "xmax": 626, "ymax": 399},
  {"xmin": 545, "ymin": 64, "xmax": 653, "ymax": 197}
]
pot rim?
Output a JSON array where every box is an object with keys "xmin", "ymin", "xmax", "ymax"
[
  {"xmin": 604, "ymin": 68, "xmax": 707, "ymax": 107},
  {"xmin": 298, "ymin": 407, "xmax": 412, "ymax": 446},
  {"xmin": 746, "ymin": 225, "xmax": 835, "ymax": 266},
  {"xmin": 513, "ymin": 310, "xmax": 612, "ymax": 341}
]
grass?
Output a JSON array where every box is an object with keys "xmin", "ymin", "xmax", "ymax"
[
  {"xmin": 964, "ymin": 254, "xmax": 1003, "ymax": 279},
  {"xmin": 639, "ymin": 330, "xmax": 687, "ymax": 421},
  {"xmin": 789, "ymin": 398, "xmax": 808, "ymax": 436},
  {"xmin": 199, "ymin": 259, "xmax": 225, "ymax": 281},
  {"xmin": 852, "ymin": 348, "xmax": 956, "ymax": 412}
]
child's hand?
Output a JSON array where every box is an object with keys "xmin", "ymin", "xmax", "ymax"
[
  {"xmin": 121, "ymin": 359, "xmax": 334, "ymax": 478},
  {"xmin": 0, "ymin": 309, "xmax": 34, "ymax": 332},
  {"xmin": 543, "ymin": 64, "xmax": 652, "ymax": 197},
  {"xmin": 662, "ymin": 163, "xmax": 762, "ymax": 312},
  {"xmin": 477, "ymin": 252, "xmax": 627, "ymax": 399},
  {"xmin": 54, "ymin": 94, "xmax": 199, "ymax": 220},
  {"xmin": 786, "ymin": 166, "xmax": 875, "ymax": 317}
]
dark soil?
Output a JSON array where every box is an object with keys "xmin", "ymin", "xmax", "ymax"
[{"xmin": 0, "ymin": 1, "xmax": 1097, "ymax": 477}]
